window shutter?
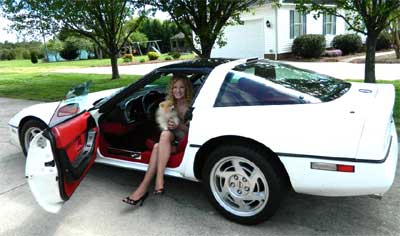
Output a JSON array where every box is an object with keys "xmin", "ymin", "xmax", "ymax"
[
  {"xmin": 323, "ymin": 14, "xmax": 326, "ymax": 35},
  {"xmin": 303, "ymin": 14, "xmax": 307, "ymax": 35},
  {"xmin": 290, "ymin": 10, "xmax": 294, "ymax": 39},
  {"xmin": 333, "ymin": 15, "xmax": 336, "ymax": 35}
]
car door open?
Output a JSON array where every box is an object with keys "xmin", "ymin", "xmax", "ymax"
[{"xmin": 25, "ymin": 82, "xmax": 99, "ymax": 213}]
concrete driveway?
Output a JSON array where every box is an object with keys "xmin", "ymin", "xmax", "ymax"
[
  {"xmin": 1, "ymin": 97, "xmax": 400, "ymax": 235},
  {"xmin": 55, "ymin": 59, "xmax": 400, "ymax": 81}
]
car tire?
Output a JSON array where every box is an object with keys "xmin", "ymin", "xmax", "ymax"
[
  {"xmin": 202, "ymin": 145, "xmax": 285, "ymax": 225},
  {"xmin": 19, "ymin": 119, "xmax": 48, "ymax": 156}
]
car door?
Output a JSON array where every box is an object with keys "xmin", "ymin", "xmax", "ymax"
[{"xmin": 26, "ymin": 82, "xmax": 98, "ymax": 213}]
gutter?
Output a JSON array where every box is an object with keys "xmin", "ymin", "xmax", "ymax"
[{"xmin": 274, "ymin": 6, "xmax": 278, "ymax": 60}]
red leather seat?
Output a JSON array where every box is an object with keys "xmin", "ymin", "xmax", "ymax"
[{"xmin": 142, "ymin": 135, "xmax": 188, "ymax": 168}]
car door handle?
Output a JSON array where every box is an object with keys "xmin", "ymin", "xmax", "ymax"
[{"xmin": 44, "ymin": 160, "xmax": 55, "ymax": 167}]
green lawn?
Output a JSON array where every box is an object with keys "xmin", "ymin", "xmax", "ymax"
[
  {"xmin": 0, "ymin": 72, "xmax": 139, "ymax": 101},
  {"xmin": 0, "ymin": 53, "xmax": 196, "ymax": 73},
  {"xmin": 0, "ymin": 54, "xmax": 196, "ymax": 101}
]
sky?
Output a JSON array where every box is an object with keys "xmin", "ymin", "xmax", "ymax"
[
  {"xmin": 0, "ymin": 11, "xmax": 170, "ymax": 43},
  {"xmin": 0, "ymin": 16, "xmax": 18, "ymax": 43}
]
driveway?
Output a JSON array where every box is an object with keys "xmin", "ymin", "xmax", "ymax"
[
  {"xmin": 55, "ymin": 59, "xmax": 400, "ymax": 81},
  {"xmin": 1, "ymin": 97, "xmax": 400, "ymax": 235}
]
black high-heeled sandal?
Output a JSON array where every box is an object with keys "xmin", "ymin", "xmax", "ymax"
[
  {"xmin": 153, "ymin": 188, "xmax": 165, "ymax": 195},
  {"xmin": 122, "ymin": 192, "xmax": 149, "ymax": 206}
]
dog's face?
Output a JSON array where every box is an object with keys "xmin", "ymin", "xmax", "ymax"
[{"xmin": 159, "ymin": 100, "xmax": 174, "ymax": 113}]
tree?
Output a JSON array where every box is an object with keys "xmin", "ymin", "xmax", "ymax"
[
  {"xmin": 388, "ymin": 16, "xmax": 400, "ymax": 59},
  {"xmin": 0, "ymin": 1, "xmax": 58, "ymax": 60},
  {"xmin": 295, "ymin": 0, "xmax": 400, "ymax": 83},
  {"xmin": 151, "ymin": 0, "xmax": 265, "ymax": 58},
  {"xmin": 1, "ymin": 0, "xmax": 146, "ymax": 79}
]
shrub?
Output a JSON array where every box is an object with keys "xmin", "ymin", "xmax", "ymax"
[
  {"xmin": 147, "ymin": 51, "xmax": 159, "ymax": 61},
  {"xmin": 30, "ymin": 52, "xmax": 38, "ymax": 64},
  {"xmin": 60, "ymin": 42, "xmax": 79, "ymax": 60},
  {"xmin": 292, "ymin": 34, "xmax": 326, "ymax": 58},
  {"xmin": 168, "ymin": 51, "xmax": 181, "ymax": 59},
  {"xmin": 165, "ymin": 56, "xmax": 172, "ymax": 61},
  {"xmin": 6, "ymin": 50, "xmax": 16, "ymax": 60},
  {"xmin": 0, "ymin": 50, "xmax": 7, "ymax": 60},
  {"xmin": 122, "ymin": 53, "xmax": 134, "ymax": 63},
  {"xmin": 332, "ymin": 34, "xmax": 362, "ymax": 55},
  {"xmin": 139, "ymin": 58, "xmax": 146, "ymax": 63},
  {"xmin": 22, "ymin": 50, "xmax": 31, "ymax": 59},
  {"xmin": 376, "ymin": 32, "xmax": 392, "ymax": 50}
]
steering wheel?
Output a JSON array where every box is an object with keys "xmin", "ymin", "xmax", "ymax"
[{"xmin": 141, "ymin": 90, "xmax": 164, "ymax": 121}]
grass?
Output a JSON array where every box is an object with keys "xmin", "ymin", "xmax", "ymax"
[
  {"xmin": 348, "ymin": 80, "xmax": 400, "ymax": 135},
  {"xmin": 0, "ymin": 53, "xmax": 196, "ymax": 72},
  {"xmin": 0, "ymin": 72, "xmax": 139, "ymax": 101},
  {"xmin": 0, "ymin": 53, "xmax": 196, "ymax": 101}
]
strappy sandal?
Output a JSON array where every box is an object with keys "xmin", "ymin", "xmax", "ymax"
[
  {"xmin": 122, "ymin": 192, "xmax": 149, "ymax": 206},
  {"xmin": 153, "ymin": 188, "xmax": 165, "ymax": 195}
]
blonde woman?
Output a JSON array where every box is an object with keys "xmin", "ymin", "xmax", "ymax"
[{"xmin": 123, "ymin": 74, "xmax": 193, "ymax": 205}]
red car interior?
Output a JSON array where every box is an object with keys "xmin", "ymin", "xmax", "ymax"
[
  {"xmin": 51, "ymin": 112, "xmax": 99, "ymax": 197},
  {"xmin": 99, "ymin": 122, "xmax": 187, "ymax": 168}
]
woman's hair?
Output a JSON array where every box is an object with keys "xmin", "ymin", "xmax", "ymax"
[{"xmin": 166, "ymin": 74, "xmax": 193, "ymax": 105}]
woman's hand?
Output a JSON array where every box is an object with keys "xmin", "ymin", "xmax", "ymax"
[{"xmin": 167, "ymin": 119, "xmax": 177, "ymax": 130}]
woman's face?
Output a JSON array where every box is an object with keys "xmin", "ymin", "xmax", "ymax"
[{"xmin": 172, "ymin": 79, "xmax": 186, "ymax": 100}]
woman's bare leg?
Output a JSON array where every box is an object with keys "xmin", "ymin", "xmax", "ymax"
[
  {"xmin": 155, "ymin": 131, "xmax": 174, "ymax": 190},
  {"xmin": 130, "ymin": 143, "xmax": 159, "ymax": 199}
]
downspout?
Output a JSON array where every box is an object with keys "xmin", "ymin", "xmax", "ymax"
[{"xmin": 274, "ymin": 6, "xmax": 278, "ymax": 60}]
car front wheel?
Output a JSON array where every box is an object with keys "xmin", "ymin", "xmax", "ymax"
[
  {"xmin": 203, "ymin": 145, "xmax": 285, "ymax": 225},
  {"xmin": 20, "ymin": 119, "xmax": 48, "ymax": 156}
]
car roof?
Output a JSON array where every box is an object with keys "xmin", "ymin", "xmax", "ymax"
[{"xmin": 157, "ymin": 58, "xmax": 236, "ymax": 72}]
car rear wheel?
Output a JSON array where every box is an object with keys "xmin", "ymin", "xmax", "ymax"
[
  {"xmin": 20, "ymin": 119, "xmax": 48, "ymax": 156},
  {"xmin": 202, "ymin": 145, "xmax": 285, "ymax": 225}
]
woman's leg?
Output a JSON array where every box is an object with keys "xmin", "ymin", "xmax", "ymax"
[
  {"xmin": 130, "ymin": 143, "xmax": 159, "ymax": 199},
  {"xmin": 155, "ymin": 131, "xmax": 175, "ymax": 190}
]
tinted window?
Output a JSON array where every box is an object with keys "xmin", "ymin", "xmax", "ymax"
[
  {"xmin": 233, "ymin": 60, "xmax": 350, "ymax": 102},
  {"xmin": 214, "ymin": 71, "xmax": 319, "ymax": 107}
]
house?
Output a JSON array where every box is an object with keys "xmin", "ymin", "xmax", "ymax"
[{"xmin": 211, "ymin": 0, "xmax": 351, "ymax": 59}]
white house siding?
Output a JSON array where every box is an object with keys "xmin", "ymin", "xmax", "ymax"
[
  {"xmin": 277, "ymin": 5, "xmax": 347, "ymax": 54},
  {"xmin": 211, "ymin": 3, "xmax": 350, "ymax": 58},
  {"xmin": 211, "ymin": 6, "xmax": 272, "ymax": 58},
  {"xmin": 276, "ymin": 5, "xmax": 293, "ymax": 54}
]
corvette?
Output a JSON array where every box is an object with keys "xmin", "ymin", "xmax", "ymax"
[{"xmin": 8, "ymin": 58, "xmax": 398, "ymax": 224}]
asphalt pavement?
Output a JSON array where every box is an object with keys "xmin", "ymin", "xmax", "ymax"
[{"xmin": 1, "ymin": 97, "xmax": 400, "ymax": 236}]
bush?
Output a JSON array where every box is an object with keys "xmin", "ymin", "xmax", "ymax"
[
  {"xmin": 30, "ymin": 52, "xmax": 38, "ymax": 64},
  {"xmin": 60, "ymin": 42, "xmax": 79, "ymax": 60},
  {"xmin": 0, "ymin": 50, "xmax": 6, "ymax": 60},
  {"xmin": 6, "ymin": 50, "xmax": 16, "ymax": 60},
  {"xmin": 292, "ymin": 34, "xmax": 326, "ymax": 58},
  {"xmin": 376, "ymin": 32, "xmax": 392, "ymax": 50},
  {"xmin": 22, "ymin": 50, "xmax": 31, "ymax": 59},
  {"xmin": 165, "ymin": 56, "xmax": 172, "ymax": 61},
  {"xmin": 139, "ymin": 58, "xmax": 146, "ymax": 63},
  {"xmin": 332, "ymin": 34, "xmax": 362, "ymax": 55},
  {"xmin": 147, "ymin": 51, "xmax": 159, "ymax": 61},
  {"xmin": 168, "ymin": 51, "xmax": 181, "ymax": 59},
  {"xmin": 122, "ymin": 53, "xmax": 134, "ymax": 63}
]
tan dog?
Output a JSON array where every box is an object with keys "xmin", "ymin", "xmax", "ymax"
[{"xmin": 156, "ymin": 100, "xmax": 180, "ymax": 131}]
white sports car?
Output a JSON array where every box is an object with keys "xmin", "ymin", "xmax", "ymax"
[{"xmin": 8, "ymin": 58, "xmax": 398, "ymax": 225}]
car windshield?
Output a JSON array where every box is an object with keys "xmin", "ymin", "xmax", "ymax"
[{"xmin": 233, "ymin": 60, "xmax": 351, "ymax": 102}]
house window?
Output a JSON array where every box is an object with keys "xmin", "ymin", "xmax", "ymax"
[
  {"xmin": 323, "ymin": 13, "xmax": 336, "ymax": 35},
  {"xmin": 290, "ymin": 10, "xmax": 307, "ymax": 39}
]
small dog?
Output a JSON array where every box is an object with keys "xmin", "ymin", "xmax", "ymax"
[{"xmin": 156, "ymin": 100, "xmax": 180, "ymax": 131}]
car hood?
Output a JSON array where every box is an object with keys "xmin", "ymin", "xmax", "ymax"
[{"xmin": 8, "ymin": 88, "xmax": 121, "ymax": 128}]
